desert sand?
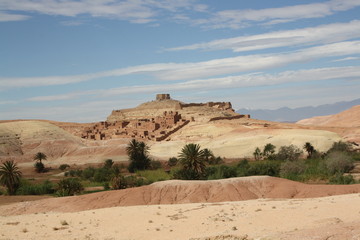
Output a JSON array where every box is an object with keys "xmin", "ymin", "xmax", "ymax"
[{"xmin": 1, "ymin": 177, "xmax": 360, "ymax": 240}]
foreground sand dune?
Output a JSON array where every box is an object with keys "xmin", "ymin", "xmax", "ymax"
[
  {"xmin": 2, "ymin": 176, "xmax": 360, "ymax": 216},
  {"xmin": 1, "ymin": 177, "xmax": 360, "ymax": 239}
]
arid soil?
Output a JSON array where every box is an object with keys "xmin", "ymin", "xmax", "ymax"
[
  {"xmin": 2, "ymin": 176, "xmax": 360, "ymax": 216},
  {"xmin": 0, "ymin": 118, "xmax": 344, "ymax": 165},
  {"xmin": 1, "ymin": 177, "xmax": 360, "ymax": 240},
  {"xmin": 297, "ymin": 105, "xmax": 360, "ymax": 144}
]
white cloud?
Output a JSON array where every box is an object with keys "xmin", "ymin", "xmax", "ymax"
[
  {"xmin": 0, "ymin": 11, "xmax": 30, "ymax": 21},
  {"xmin": 195, "ymin": 0, "xmax": 360, "ymax": 29},
  {"xmin": 332, "ymin": 56, "xmax": 360, "ymax": 62},
  {"xmin": 2, "ymin": 40, "xmax": 360, "ymax": 89},
  {"xmin": 0, "ymin": 0, "xmax": 203, "ymax": 24},
  {"xmin": 166, "ymin": 20, "xmax": 360, "ymax": 52},
  {"xmin": 25, "ymin": 66, "xmax": 360, "ymax": 102}
]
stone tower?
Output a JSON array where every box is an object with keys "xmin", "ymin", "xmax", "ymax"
[{"xmin": 156, "ymin": 94, "xmax": 171, "ymax": 101}]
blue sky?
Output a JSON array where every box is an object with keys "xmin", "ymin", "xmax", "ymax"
[{"xmin": 1, "ymin": 0, "xmax": 360, "ymax": 122}]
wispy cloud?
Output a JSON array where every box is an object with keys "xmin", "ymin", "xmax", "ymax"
[
  {"xmin": 2, "ymin": 40, "xmax": 360, "ymax": 89},
  {"xmin": 166, "ymin": 20, "xmax": 360, "ymax": 52},
  {"xmin": 0, "ymin": 10, "xmax": 30, "ymax": 21},
  {"xmin": 0, "ymin": 0, "xmax": 205, "ymax": 24},
  {"xmin": 332, "ymin": 56, "xmax": 360, "ymax": 62},
  {"xmin": 195, "ymin": 0, "xmax": 360, "ymax": 29},
  {"xmin": 26, "ymin": 66, "xmax": 360, "ymax": 102}
]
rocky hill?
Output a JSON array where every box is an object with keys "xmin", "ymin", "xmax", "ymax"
[
  {"xmin": 296, "ymin": 105, "xmax": 360, "ymax": 144},
  {"xmin": 297, "ymin": 105, "xmax": 360, "ymax": 127}
]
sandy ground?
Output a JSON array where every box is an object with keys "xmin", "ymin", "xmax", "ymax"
[
  {"xmin": 1, "ymin": 194, "xmax": 360, "ymax": 240},
  {"xmin": 149, "ymin": 123, "xmax": 341, "ymax": 159},
  {"xmin": 2, "ymin": 177, "xmax": 360, "ymax": 239}
]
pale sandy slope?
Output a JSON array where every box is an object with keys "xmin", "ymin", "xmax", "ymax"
[
  {"xmin": 1, "ymin": 177, "xmax": 360, "ymax": 239},
  {"xmin": 0, "ymin": 118, "xmax": 344, "ymax": 164},
  {"xmin": 0, "ymin": 120, "xmax": 130, "ymax": 166},
  {"xmin": 297, "ymin": 105, "xmax": 360, "ymax": 127},
  {"xmin": 149, "ymin": 120, "xmax": 341, "ymax": 159},
  {"xmin": 296, "ymin": 105, "xmax": 360, "ymax": 145}
]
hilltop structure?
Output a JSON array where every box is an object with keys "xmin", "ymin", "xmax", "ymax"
[{"xmin": 79, "ymin": 94, "xmax": 249, "ymax": 141}]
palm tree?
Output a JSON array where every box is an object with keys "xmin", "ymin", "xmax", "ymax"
[
  {"xmin": 0, "ymin": 161, "xmax": 22, "ymax": 195},
  {"xmin": 126, "ymin": 139, "xmax": 150, "ymax": 172},
  {"xmin": 34, "ymin": 152, "xmax": 47, "ymax": 163},
  {"xmin": 303, "ymin": 142, "xmax": 315, "ymax": 159},
  {"xmin": 178, "ymin": 143, "xmax": 206, "ymax": 179},
  {"xmin": 203, "ymin": 148, "xmax": 215, "ymax": 164},
  {"xmin": 33, "ymin": 152, "xmax": 47, "ymax": 173}
]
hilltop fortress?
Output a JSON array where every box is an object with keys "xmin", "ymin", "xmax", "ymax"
[{"xmin": 80, "ymin": 94, "xmax": 249, "ymax": 141}]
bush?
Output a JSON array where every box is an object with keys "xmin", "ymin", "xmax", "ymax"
[
  {"xmin": 236, "ymin": 159, "xmax": 250, "ymax": 176},
  {"xmin": 150, "ymin": 160, "xmax": 162, "ymax": 170},
  {"xmin": 325, "ymin": 151, "xmax": 354, "ymax": 174},
  {"xmin": 206, "ymin": 165, "xmax": 237, "ymax": 180},
  {"xmin": 263, "ymin": 143, "xmax": 276, "ymax": 160},
  {"xmin": 327, "ymin": 141, "xmax": 352, "ymax": 153},
  {"xmin": 168, "ymin": 157, "xmax": 178, "ymax": 167},
  {"xmin": 34, "ymin": 162, "xmax": 45, "ymax": 173},
  {"xmin": 103, "ymin": 159, "xmax": 114, "ymax": 169},
  {"xmin": 136, "ymin": 169, "xmax": 170, "ymax": 183},
  {"xmin": 110, "ymin": 175, "xmax": 126, "ymax": 190},
  {"xmin": 66, "ymin": 169, "xmax": 82, "ymax": 177},
  {"xmin": 56, "ymin": 178, "xmax": 84, "ymax": 197},
  {"xmin": 247, "ymin": 161, "xmax": 280, "ymax": 176},
  {"xmin": 16, "ymin": 180, "xmax": 55, "ymax": 195},
  {"xmin": 59, "ymin": 164, "xmax": 70, "ymax": 171},
  {"xmin": 329, "ymin": 174, "xmax": 356, "ymax": 184},
  {"xmin": 172, "ymin": 168, "xmax": 203, "ymax": 180},
  {"xmin": 93, "ymin": 168, "xmax": 111, "ymax": 182},
  {"xmin": 276, "ymin": 145, "xmax": 302, "ymax": 161},
  {"xmin": 208, "ymin": 156, "xmax": 224, "ymax": 165},
  {"xmin": 82, "ymin": 167, "xmax": 95, "ymax": 180},
  {"xmin": 280, "ymin": 160, "xmax": 306, "ymax": 180}
]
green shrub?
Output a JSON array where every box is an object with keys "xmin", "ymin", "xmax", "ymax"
[
  {"xmin": 66, "ymin": 169, "xmax": 82, "ymax": 177},
  {"xmin": 150, "ymin": 160, "xmax": 162, "ymax": 170},
  {"xmin": 93, "ymin": 168, "xmax": 111, "ymax": 182},
  {"xmin": 103, "ymin": 159, "xmax": 114, "ymax": 169},
  {"xmin": 329, "ymin": 174, "xmax": 356, "ymax": 184},
  {"xmin": 59, "ymin": 164, "xmax": 70, "ymax": 171},
  {"xmin": 120, "ymin": 175, "xmax": 150, "ymax": 188},
  {"xmin": 327, "ymin": 141, "xmax": 352, "ymax": 153},
  {"xmin": 236, "ymin": 159, "xmax": 250, "ymax": 177},
  {"xmin": 206, "ymin": 165, "xmax": 237, "ymax": 180},
  {"xmin": 82, "ymin": 167, "xmax": 95, "ymax": 180},
  {"xmin": 276, "ymin": 145, "xmax": 302, "ymax": 161},
  {"xmin": 280, "ymin": 160, "xmax": 306, "ymax": 180},
  {"xmin": 172, "ymin": 168, "xmax": 202, "ymax": 180},
  {"xmin": 263, "ymin": 143, "xmax": 276, "ymax": 160},
  {"xmin": 56, "ymin": 178, "xmax": 84, "ymax": 197},
  {"xmin": 34, "ymin": 162, "xmax": 45, "ymax": 173},
  {"xmin": 325, "ymin": 151, "xmax": 354, "ymax": 174},
  {"xmin": 168, "ymin": 157, "xmax": 178, "ymax": 167},
  {"xmin": 136, "ymin": 169, "xmax": 170, "ymax": 183},
  {"xmin": 17, "ymin": 180, "xmax": 55, "ymax": 195},
  {"xmin": 301, "ymin": 158, "xmax": 328, "ymax": 180},
  {"xmin": 247, "ymin": 161, "xmax": 280, "ymax": 176},
  {"xmin": 208, "ymin": 156, "xmax": 224, "ymax": 165}
]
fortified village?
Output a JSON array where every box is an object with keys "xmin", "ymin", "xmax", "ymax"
[{"xmin": 78, "ymin": 94, "xmax": 250, "ymax": 141}]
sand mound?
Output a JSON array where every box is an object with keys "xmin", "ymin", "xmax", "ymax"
[
  {"xmin": 297, "ymin": 105, "xmax": 360, "ymax": 127},
  {"xmin": 0, "ymin": 121, "xmax": 131, "ymax": 165},
  {"xmin": 2, "ymin": 176, "xmax": 360, "ymax": 216}
]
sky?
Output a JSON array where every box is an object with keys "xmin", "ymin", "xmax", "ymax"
[{"xmin": 1, "ymin": 0, "xmax": 360, "ymax": 122}]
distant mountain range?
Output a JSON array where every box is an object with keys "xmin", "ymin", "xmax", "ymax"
[{"xmin": 236, "ymin": 98, "xmax": 360, "ymax": 122}]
